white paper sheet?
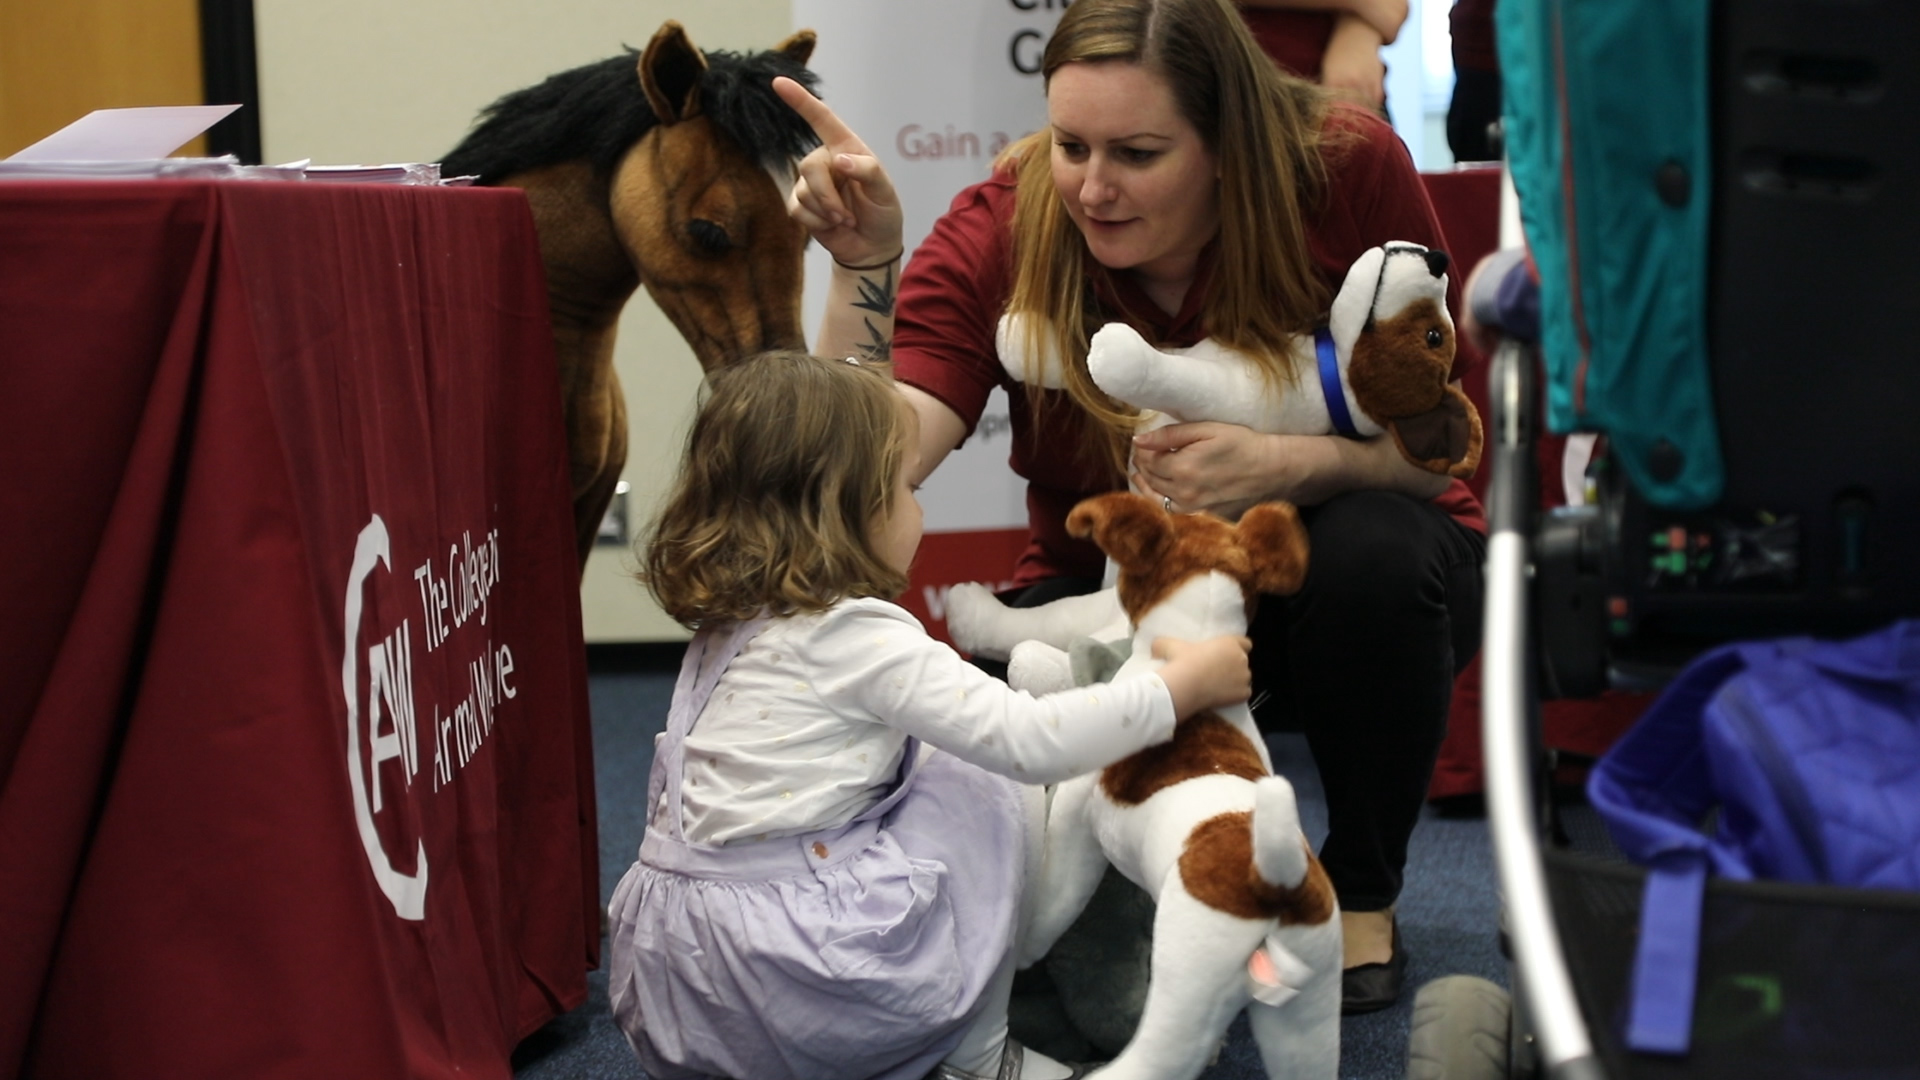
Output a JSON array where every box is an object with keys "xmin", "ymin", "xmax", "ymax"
[{"xmin": 6, "ymin": 105, "xmax": 242, "ymax": 162}]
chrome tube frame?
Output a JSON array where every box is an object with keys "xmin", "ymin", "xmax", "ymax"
[{"xmin": 1481, "ymin": 339, "xmax": 1605, "ymax": 1080}]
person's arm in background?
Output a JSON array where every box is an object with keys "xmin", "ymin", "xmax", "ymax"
[
  {"xmin": 1321, "ymin": 14, "xmax": 1389, "ymax": 111},
  {"xmin": 1237, "ymin": 0, "xmax": 1406, "ymax": 112},
  {"xmin": 1237, "ymin": 0, "xmax": 1407, "ymax": 42}
]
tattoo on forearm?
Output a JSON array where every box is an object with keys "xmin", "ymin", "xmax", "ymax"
[
  {"xmin": 851, "ymin": 266, "xmax": 896, "ymax": 317},
  {"xmin": 856, "ymin": 318, "xmax": 891, "ymax": 362}
]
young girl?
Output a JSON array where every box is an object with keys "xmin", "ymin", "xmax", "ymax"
[{"xmin": 607, "ymin": 351, "xmax": 1252, "ymax": 1080}]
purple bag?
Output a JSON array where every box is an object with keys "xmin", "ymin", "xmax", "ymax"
[{"xmin": 1587, "ymin": 619, "xmax": 1920, "ymax": 1054}]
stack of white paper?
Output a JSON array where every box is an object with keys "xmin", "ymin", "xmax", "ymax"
[
  {"xmin": 1, "ymin": 106, "xmax": 242, "ymax": 178},
  {"xmin": 304, "ymin": 163, "xmax": 447, "ymax": 185},
  {"xmin": 2, "ymin": 106, "xmax": 471, "ymax": 185}
]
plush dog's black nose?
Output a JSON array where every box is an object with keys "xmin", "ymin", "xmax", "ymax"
[{"xmin": 1424, "ymin": 249, "xmax": 1450, "ymax": 278}]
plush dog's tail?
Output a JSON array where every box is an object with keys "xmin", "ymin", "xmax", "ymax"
[{"xmin": 1251, "ymin": 776, "xmax": 1311, "ymax": 890}]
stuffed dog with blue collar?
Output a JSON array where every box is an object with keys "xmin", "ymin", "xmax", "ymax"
[{"xmin": 949, "ymin": 241, "xmax": 1477, "ymax": 667}]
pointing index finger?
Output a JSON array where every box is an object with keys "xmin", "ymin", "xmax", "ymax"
[{"xmin": 772, "ymin": 75, "xmax": 861, "ymax": 151}]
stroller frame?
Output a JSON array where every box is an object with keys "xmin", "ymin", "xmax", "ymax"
[
  {"xmin": 1462, "ymin": 3, "xmax": 1920, "ymax": 1068},
  {"xmin": 1481, "ymin": 339, "xmax": 1602, "ymax": 1080}
]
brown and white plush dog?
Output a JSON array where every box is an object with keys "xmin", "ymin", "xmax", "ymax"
[
  {"xmin": 950, "ymin": 241, "xmax": 1477, "ymax": 665},
  {"xmin": 997, "ymin": 240, "xmax": 1477, "ymax": 476},
  {"xmin": 1013, "ymin": 492, "xmax": 1341, "ymax": 1080}
]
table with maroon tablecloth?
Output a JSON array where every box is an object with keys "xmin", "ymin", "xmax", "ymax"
[{"xmin": 0, "ymin": 179, "xmax": 596, "ymax": 1079}]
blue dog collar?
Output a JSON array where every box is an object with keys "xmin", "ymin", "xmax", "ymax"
[{"xmin": 1315, "ymin": 327, "xmax": 1360, "ymax": 437}]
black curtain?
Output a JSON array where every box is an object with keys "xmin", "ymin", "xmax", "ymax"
[{"xmin": 199, "ymin": 0, "xmax": 261, "ymax": 163}]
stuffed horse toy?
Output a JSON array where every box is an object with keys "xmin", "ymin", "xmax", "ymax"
[
  {"xmin": 1012, "ymin": 491, "xmax": 1340, "ymax": 1080},
  {"xmin": 949, "ymin": 241, "xmax": 1478, "ymax": 664},
  {"xmin": 445, "ymin": 23, "xmax": 821, "ymax": 574}
]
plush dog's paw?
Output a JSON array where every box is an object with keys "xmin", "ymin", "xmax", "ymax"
[
  {"xmin": 944, "ymin": 581, "xmax": 1014, "ymax": 660},
  {"xmin": 1089, "ymin": 324, "xmax": 1281, "ymax": 432},
  {"xmin": 1008, "ymin": 640, "xmax": 1076, "ymax": 695},
  {"xmin": 995, "ymin": 312, "xmax": 1070, "ymax": 389},
  {"xmin": 1086, "ymin": 322, "xmax": 1160, "ymax": 402}
]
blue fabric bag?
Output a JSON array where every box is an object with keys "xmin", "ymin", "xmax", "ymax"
[{"xmin": 1587, "ymin": 619, "xmax": 1920, "ymax": 1055}]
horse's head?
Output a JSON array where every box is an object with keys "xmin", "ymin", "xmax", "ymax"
[{"xmin": 610, "ymin": 21, "xmax": 817, "ymax": 372}]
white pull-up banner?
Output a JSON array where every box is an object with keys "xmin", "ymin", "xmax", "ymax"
[{"xmin": 795, "ymin": 0, "xmax": 1069, "ymax": 641}]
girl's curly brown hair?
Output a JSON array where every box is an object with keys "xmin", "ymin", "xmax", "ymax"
[{"xmin": 640, "ymin": 351, "xmax": 912, "ymax": 628}]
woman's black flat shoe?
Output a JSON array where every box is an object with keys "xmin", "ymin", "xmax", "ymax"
[{"xmin": 1340, "ymin": 920, "xmax": 1407, "ymax": 1014}]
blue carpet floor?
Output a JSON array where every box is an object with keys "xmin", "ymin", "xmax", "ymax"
[{"xmin": 513, "ymin": 668, "xmax": 1510, "ymax": 1079}]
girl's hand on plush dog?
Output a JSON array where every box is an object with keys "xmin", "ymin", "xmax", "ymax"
[{"xmin": 1151, "ymin": 635, "xmax": 1254, "ymax": 719}]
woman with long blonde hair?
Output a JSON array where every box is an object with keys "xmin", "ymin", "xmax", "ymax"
[{"xmin": 778, "ymin": 0, "xmax": 1484, "ymax": 1021}]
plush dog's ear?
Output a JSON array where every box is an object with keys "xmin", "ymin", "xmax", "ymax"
[
  {"xmin": 1067, "ymin": 492, "xmax": 1172, "ymax": 572},
  {"xmin": 1388, "ymin": 384, "xmax": 1484, "ymax": 478},
  {"xmin": 1236, "ymin": 502, "xmax": 1310, "ymax": 597}
]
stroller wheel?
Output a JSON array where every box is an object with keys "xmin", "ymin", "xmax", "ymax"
[{"xmin": 1406, "ymin": 976, "xmax": 1511, "ymax": 1080}]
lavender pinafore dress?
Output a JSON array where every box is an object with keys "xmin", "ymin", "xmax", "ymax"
[{"xmin": 607, "ymin": 619, "xmax": 1027, "ymax": 1080}]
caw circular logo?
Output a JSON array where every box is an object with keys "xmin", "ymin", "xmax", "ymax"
[{"xmin": 342, "ymin": 514, "xmax": 429, "ymax": 921}]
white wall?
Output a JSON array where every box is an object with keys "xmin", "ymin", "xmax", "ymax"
[{"xmin": 256, "ymin": 0, "xmax": 795, "ymax": 643}]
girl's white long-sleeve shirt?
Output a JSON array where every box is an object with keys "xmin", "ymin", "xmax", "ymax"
[{"xmin": 675, "ymin": 597, "xmax": 1175, "ymax": 846}]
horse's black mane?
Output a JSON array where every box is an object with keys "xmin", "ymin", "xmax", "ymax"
[{"xmin": 442, "ymin": 45, "xmax": 821, "ymax": 183}]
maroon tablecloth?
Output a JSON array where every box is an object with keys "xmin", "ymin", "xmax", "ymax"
[{"xmin": 0, "ymin": 179, "xmax": 595, "ymax": 1079}]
